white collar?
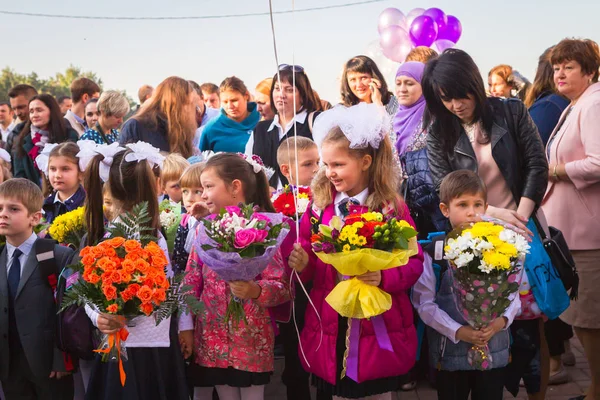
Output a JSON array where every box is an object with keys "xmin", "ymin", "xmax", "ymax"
[
  {"xmin": 6, "ymin": 233, "xmax": 38, "ymax": 260},
  {"xmin": 54, "ymin": 191, "xmax": 75, "ymax": 204},
  {"xmin": 334, "ymin": 187, "xmax": 369, "ymax": 206},
  {"xmin": 268, "ymin": 110, "xmax": 308, "ymax": 137}
]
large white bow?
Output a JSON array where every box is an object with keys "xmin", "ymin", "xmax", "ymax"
[
  {"xmin": 77, "ymin": 141, "xmax": 125, "ymax": 182},
  {"xmin": 34, "ymin": 143, "xmax": 59, "ymax": 177},
  {"xmin": 125, "ymin": 141, "xmax": 165, "ymax": 169},
  {"xmin": 0, "ymin": 148, "xmax": 11, "ymax": 164}
]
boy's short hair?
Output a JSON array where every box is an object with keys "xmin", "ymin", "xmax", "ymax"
[
  {"xmin": 161, "ymin": 154, "xmax": 191, "ymax": 187},
  {"xmin": 439, "ymin": 170, "xmax": 487, "ymax": 204},
  {"xmin": 0, "ymin": 178, "xmax": 44, "ymax": 214},
  {"xmin": 179, "ymin": 163, "xmax": 205, "ymax": 189},
  {"xmin": 276, "ymin": 136, "xmax": 318, "ymax": 166},
  {"xmin": 70, "ymin": 78, "xmax": 101, "ymax": 103}
]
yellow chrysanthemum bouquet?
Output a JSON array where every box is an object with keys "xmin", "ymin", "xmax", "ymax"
[
  {"xmin": 311, "ymin": 207, "xmax": 418, "ymax": 319},
  {"xmin": 48, "ymin": 207, "xmax": 86, "ymax": 249},
  {"xmin": 445, "ymin": 221, "xmax": 530, "ymax": 370}
]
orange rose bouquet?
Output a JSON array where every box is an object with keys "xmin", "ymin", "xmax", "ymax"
[{"xmin": 59, "ymin": 202, "xmax": 192, "ymax": 386}]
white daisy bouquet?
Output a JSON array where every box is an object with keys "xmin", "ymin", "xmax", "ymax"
[{"xmin": 445, "ymin": 221, "xmax": 529, "ymax": 370}]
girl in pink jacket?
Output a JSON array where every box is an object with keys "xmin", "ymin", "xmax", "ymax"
[
  {"xmin": 289, "ymin": 104, "xmax": 424, "ymax": 400},
  {"xmin": 179, "ymin": 153, "xmax": 291, "ymax": 400}
]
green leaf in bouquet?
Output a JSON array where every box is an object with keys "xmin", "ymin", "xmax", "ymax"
[
  {"xmin": 106, "ymin": 202, "xmax": 158, "ymax": 245},
  {"xmin": 400, "ymin": 226, "xmax": 418, "ymax": 239}
]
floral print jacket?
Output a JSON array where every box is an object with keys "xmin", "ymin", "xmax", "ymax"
[{"xmin": 184, "ymin": 244, "xmax": 290, "ymax": 373}]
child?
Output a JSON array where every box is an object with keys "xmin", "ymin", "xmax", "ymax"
[
  {"xmin": 102, "ymin": 184, "xmax": 115, "ymax": 222},
  {"xmin": 171, "ymin": 163, "xmax": 205, "ymax": 275},
  {"xmin": 275, "ymin": 136, "xmax": 327, "ymax": 400},
  {"xmin": 0, "ymin": 148, "xmax": 12, "ymax": 183},
  {"xmin": 0, "ymin": 178, "xmax": 75, "ymax": 399},
  {"xmin": 37, "ymin": 142, "xmax": 85, "ymax": 225},
  {"xmin": 276, "ymin": 136, "xmax": 320, "ymax": 188},
  {"xmin": 288, "ymin": 104, "xmax": 424, "ymax": 399},
  {"xmin": 159, "ymin": 154, "xmax": 190, "ymax": 205},
  {"xmin": 179, "ymin": 153, "xmax": 291, "ymax": 400},
  {"xmin": 82, "ymin": 144, "xmax": 189, "ymax": 400},
  {"xmin": 411, "ymin": 170, "xmax": 522, "ymax": 400}
]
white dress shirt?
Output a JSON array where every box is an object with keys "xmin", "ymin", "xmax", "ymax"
[
  {"xmin": 333, "ymin": 188, "xmax": 369, "ymax": 218},
  {"xmin": 412, "ymin": 252, "xmax": 523, "ymax": 344},
  {"xmin": 6, "ymin": 233, "xmax": 38, "ymax": 277},
  {"xmin": 244, "ymin": 110, "xmax": 308, "ymax": 156}
]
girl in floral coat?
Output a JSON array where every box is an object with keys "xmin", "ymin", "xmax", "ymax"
[{"xmin": 179, "ymin": 153, "xmax": 290, "ymax": 400}]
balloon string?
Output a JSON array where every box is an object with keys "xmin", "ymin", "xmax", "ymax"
[{"xmin": 292, "ymin": 269, "xmax": 323, "ymax": 351}]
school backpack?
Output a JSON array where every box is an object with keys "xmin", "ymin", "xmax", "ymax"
[{"xmin": 55, "ymin": 259, "xmax": 96, "ymax": 362}]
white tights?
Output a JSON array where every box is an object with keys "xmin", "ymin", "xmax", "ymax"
[
  {"xmin": 333, "ymin": 392, "xmax": 394, "ymax": 400},
  {"xmin": 193, "ymin": 387, "xmax": 215, "ymax": 400}
]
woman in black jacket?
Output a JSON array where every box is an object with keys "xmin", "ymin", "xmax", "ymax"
[
  {"xmin": 246, "ymin": 65, "xmax": 322, "ymax": 188},
  {"xmin": 422, "ymin": 49, "xmax": 548, "ymax": 233},
  {"xmin": 422, "ymin": 49, "xmax": 549, "ymax": 400}
]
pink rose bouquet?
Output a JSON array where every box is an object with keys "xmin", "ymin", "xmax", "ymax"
[{"xmin": 195, "ymin": 203, "xmax": 289, "ymax": 326}]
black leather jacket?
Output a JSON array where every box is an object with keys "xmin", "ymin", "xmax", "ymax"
[{"xmin": 427, "ymin": 98, "xmax": 548, "ymax": 207}]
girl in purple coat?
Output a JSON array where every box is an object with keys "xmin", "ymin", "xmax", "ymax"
[{"xmin": 289, "ymin": 104, "xmax": 424, "ymax": 399}]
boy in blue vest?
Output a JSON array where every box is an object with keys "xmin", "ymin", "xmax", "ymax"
[
  {"xmin": 0, "ymin": 178, "xmax": 74, "ymax": 400},
  {"xmin": 412, "ymin": 170, "xmax": 522, "ymax": 400}
]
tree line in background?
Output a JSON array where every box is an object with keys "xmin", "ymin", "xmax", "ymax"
[{"xmin": 0, "ymin": 65, "xmax": 136, "ymax": 106}]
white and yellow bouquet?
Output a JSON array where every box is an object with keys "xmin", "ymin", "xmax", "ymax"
[{"xmin": 445, "ymin": 221, "xmax": 530, "ymax": 370}]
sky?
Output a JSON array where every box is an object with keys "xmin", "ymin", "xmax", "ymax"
[{"xmin": 1, "ymin": 0, "xmax": 599, "ymax": 104}]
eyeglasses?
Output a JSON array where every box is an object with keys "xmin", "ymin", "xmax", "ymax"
[{"xmin": 278, "ymin": 64, "xmax": 305, "ymax": 73}]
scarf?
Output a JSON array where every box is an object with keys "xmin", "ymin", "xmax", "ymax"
[
  {"xmin": 29, "ymin": 127, "xmax": 50, "ymax": 164},
  {"xmin": 393, "ymin": 62, "xmax": 426, "ymax": 155}
]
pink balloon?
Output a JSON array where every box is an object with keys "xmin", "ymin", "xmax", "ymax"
[
  {"xmin": 380, "ymin": 25, "xmax": 405, "ymax": 51},
  {"xmin": 380, "ymin": 27, "xmax": 412, "ymax": 63},
  {"xmin": 409, "ymin": 15, "xmax": 438, "ymax": 48},
  {"xmin": 434, "ymin": 39, "xmax": 455, "ymax": 52},
  {"xmin": 406, "ymin": 8, "xmax": 425, "ymax": 27},
  {"xmin": 378, "ymin": 8, "xmax": 407, "ymax": 34}
]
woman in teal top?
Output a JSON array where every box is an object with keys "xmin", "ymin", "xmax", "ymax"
[{"xmin": 199, "ymin": 76, "xmax": 260, "ymax": 153}]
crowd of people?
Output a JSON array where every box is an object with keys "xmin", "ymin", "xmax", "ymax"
[{"xmin": 0, "ymin": 35, "xmax": 598, "ymax": 400}]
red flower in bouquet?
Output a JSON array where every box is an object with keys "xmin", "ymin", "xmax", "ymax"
[{"xmin": 271, "ymin": 185, "xmax": 312, "ymax": 220}]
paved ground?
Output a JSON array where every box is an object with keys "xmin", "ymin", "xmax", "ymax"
[{"xmin": 265, "ymin": 337, "xmax": 590, "ymax": 399}]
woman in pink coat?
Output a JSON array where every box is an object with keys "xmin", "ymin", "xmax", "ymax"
[{"xmin": 541, "ymin": 38, "xmax": 600, "ymax": 400}]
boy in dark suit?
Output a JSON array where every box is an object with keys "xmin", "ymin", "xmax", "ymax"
[{"xmin": 0, "ymin": 179, "xmax": 74, "ymax": 400}]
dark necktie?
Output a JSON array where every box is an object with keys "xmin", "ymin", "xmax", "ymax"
[
  {"xmin": 8, "ymin": 249, "xmax": 23, "ymax": 301},
  {"xmin": 338, "ymin": 198, "xmax": 360, "ymax": 217}
]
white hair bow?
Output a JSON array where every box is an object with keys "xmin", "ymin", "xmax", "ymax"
[
  {"xmin": 0, "ymin": 148, "xmax": 11, "ymax": 164},
  {"xmin": 34, "ymin": 143, "xmax": 59, "ymax": 177},
  {"xmin": 76, "ymin": 141, "xmax": 125, "ymax": 183},
  {"xmin": 312, "ymin": 103, "xmax": 390, "ymax": 150},
  {"xmin": 125, "ymin": 142, "xmax": 165, "ymax": 169},
  {"xmin": 239, "ymin": 153, "xmax": 276, "ymax": 180}
]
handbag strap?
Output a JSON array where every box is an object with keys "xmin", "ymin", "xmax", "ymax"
[{"xmin": 530, "ymin": 214, "xmax": 548, "ymax": 241}]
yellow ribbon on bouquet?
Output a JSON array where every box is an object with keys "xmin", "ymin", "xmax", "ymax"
[{"xmin": 316, "ymin": 240, "xmax": 418, "ymax": 319}]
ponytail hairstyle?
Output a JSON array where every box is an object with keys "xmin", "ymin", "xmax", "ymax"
[
  {"xmin": 203, "ymin": 153, "xmax": 275, "ymax": 212},
  {"xmin": 42, "ymin": 142, "xmax": 81, "ymax": 197},
  {"xmin": 312, "ymin": 127, "xmax": 401, "ymax": 212},
  {"xmin": 84, "ymin": 148, "xmax": 160, "ymax": 245}
]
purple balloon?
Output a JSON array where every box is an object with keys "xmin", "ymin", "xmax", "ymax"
[
  {"xmin": 378, "ymin": 8, "xmax": 407, "ymax": 34},
  {"xmin": 438, "ymin": 15, "xmax": 462, "ymax": 43},
  {"xmin": 406, "ymin": 7, "xmax": 425, "ymax": 27},
  {"xmin": 424, "ymin": 8, "xmax": 448, "ymax": 33},
  {"xmin": 434, "ymin": 39, "xmax": 455, "ymax": 52},
  {"xmin": 409, "ymin": 15, "xmax": 438, "ymax": 48},
  {"xmin": 381, "ymin": 28, "xmax": 412, "ymax": 63}
]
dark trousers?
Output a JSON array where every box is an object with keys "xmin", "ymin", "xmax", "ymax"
[
  {"xmin": 436, "ymin": 368, "xmax": 505, "ymax": 400},
  {"xmin": 545, "ymin": 317, "xmax": 574, "ymax": 357},
  {"xmin": 1, "ymin": 348, "xmax": 73, "ymax": 400}
]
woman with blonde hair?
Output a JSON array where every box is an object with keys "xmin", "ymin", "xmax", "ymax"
[
  {"xmin": 119, "ymin": 76, "xmax": 197, "ymax": 158},
  {"xmin": 81, "ymin": 90, "xmax": 131, "ymax": 144},
  {"xmin": 255, "ymin": 78, "xmax": 275, "ymax": 121}
]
